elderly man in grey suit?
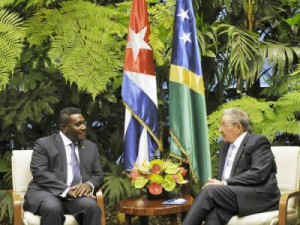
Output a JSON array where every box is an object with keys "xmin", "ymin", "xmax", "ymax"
[
  {"xmin": 182, "ymin": 108, "xmax": 280, "ymax": 225},
  {"xmin": 24, "ymin": 107, "xmax": 103, "ymax": 225}
]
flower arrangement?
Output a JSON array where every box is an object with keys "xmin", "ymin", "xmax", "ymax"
[{"xmin": 128, "ymin": 159, "xmax": 188, "ymax": 195}]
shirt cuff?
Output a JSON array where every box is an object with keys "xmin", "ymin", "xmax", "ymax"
[
  {"xmin": 86, "ymin": 182, "xmax": 95, "ymax": 194},
  {"xmin": 222, "ymin": 180, "xmax": 228, "ymax": 186},
  {"xmin": 60, "ymin": 187, "xmax": 71, "ymax": 198}
]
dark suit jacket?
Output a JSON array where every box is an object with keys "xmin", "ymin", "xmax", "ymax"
[
  {"xmin": 217, "ymin": 133, "xmax": 280, "ymax": 216},
  {"xmin": 24, "ymin": 133, "xmax": 103, "ymax": 213}
]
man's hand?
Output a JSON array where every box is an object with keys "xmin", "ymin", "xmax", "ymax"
[
  {"xmin": 67, "ymin": 183, "xmax": 95, "ymax": 199},
  {"xmin": 202, "ymin": 178, "xmax": 224, "ymax": 189}
]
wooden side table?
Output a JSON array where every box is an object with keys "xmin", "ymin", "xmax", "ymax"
[{"xmin": 118, "ymin": 194, "xmax": 193, "ymax": 225}]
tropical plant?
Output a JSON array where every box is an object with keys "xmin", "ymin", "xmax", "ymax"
[
  {"xmin": 25, "ymin": 0, "xmax": 128, "ymax": 99},
  {"xmin": 0, "ymin": 152, "xmax": 13, "ymax": 224},
  {"xmin": 0, "ymin": 9, "xmax": 25, "ymax": 91},
  {"xmin": 101, "ymin": 160, "xmax": 137, "ymax": 206},
  {"xmin": 198, "ymin": 0, "xmax": 300, "ymax": 106}
]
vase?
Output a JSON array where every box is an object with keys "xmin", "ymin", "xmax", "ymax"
[{"xmin": 146, "ymin": 189, "xmax": 167, "ymax": 200}]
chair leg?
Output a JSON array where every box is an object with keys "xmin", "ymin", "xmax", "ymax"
[
  {"xmin": 7, "ymin": 190, "xmax": 23, "ymax": 225},
  {"xmin": 96, "ymin": 189, "xmax": 106, "ymax": 225}
]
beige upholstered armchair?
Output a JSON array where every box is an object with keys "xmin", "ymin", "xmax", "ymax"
[
  {"xmin": 227, "ymin": 146, "xmax": 300, "ymax": 225},
  {"xmin": 10, "ymin": 150, "xmax": 106, "ymax": 225}
]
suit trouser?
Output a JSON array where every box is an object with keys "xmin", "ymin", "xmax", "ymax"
[
  {"xmin": 37, "ymin": 195, "xmax": 102, "ymax": 225},
  {"xmin": 182, "ymin": 185, "xmax": 238, "ymax": 225}
]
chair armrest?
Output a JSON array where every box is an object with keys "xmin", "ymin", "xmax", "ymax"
[
  {"xmin": 278, "ymin": 189, "xmax": 300, "ymax": 225},
  {"xmin": 7, "ymin": 190, "xmax": 23, "ymax": 225},
  {"xmin": 96, "ymin": 188, "xmax": 105, "ymax": 225}
]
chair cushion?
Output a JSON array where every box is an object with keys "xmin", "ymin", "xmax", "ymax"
[
  {"xmin": 23, "ymin": 211, "xmax": 79, "ymax": 225},
  {"xmin": 227, "ymin": 208, "xmax": 296, "ymax": 225}
]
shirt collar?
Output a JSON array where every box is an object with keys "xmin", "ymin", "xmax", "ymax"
[
  {"xmin": 59, "ymin": 131, "xmax": 73, "ymax": 147},
  {"xmin": 232, "ymin": 132, "xmax": 247, "ymax": 149}
]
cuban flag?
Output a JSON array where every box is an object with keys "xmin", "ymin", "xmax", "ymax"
[{"xmin": 121, "ymin": 0, "xmax": 160, "ymax": 171}]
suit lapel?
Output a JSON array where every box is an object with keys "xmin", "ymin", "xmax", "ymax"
[
  {"xmin": 78, "ymin": 141, "xmax": 86, "ymax": 172},
  {"xmin": 230, "ymin": 132, "xmax": 251, "ymax": 177},
  {"xmin": 54, "ymin": 134, "xmax": 68, "ymax": 183},
  {"xmin": 218, "ymin": 142, "xmax": 230, "ymax": 179}
]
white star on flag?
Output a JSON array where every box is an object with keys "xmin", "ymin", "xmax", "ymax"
[
  {"xmin": 177, "ymin": 8, "xmax": 189, "ymax": 22},
  {"xmin": 179, "ymin": 31, "xmax": 191, "ymax": 44},
  {"xmin": 126, "ymin": 26, "xmax": 151, "ymax": 61}
]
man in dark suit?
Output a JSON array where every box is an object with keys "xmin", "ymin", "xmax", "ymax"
[
  {"xmin": 182, "ymin": 108, "xmax": 280, "ymax": 225},
  {"xmin": 24, "ymin": 107, "xmax": 103, "ymax": 225}
]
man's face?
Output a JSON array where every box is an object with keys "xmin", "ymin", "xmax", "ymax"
[
  {"xmin": 219, "ymin": 115, "xmax": 242, "ymax": 143},
  {"xmin": 62, "ymin": 114, "xmax": 86, "ymax": 142}
]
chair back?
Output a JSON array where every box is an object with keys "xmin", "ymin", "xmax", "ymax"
[
  {"xmin": 11, "ymin": 150, "xmax": 33, "ymax": 198},
  {"xmin": 271, "ymin": 146, "xmax": 300, "ymax": 209}
]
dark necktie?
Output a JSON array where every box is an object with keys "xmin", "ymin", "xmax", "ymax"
[{"xmin": 70, "ymin": 143, "xmax": 82, "ymax": 186}]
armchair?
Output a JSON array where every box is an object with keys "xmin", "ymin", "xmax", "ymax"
[
  {"xmin": 227, "ymin": 146, "xmax": 300, "ymax": 225},
  {"xmin": 10, "ymin": 150, "xmax": 106, "ymax": 225}
]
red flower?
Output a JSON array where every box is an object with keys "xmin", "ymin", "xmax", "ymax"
[
  {"xmin": 179, "ymin": 167, "xmax": 188, "ymax": 177},
  {"xmin": 148, "ymin": 182, "xmax": 163, "ymax": 195},
  {"xmin": 151, "ymin": 164, "xmax": 161, "ymax": 174},
  {"xmin": 129, "ymin": 170, "xmax": 140, "ymax": 180},
  {"xmin": 172, "ymin": 174, "xmax": 179, "ymax": 182}
]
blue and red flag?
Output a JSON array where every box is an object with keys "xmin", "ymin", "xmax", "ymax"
[{"xmin": 121, "ymin": 0, "xmax": 160, "ymax": 171}]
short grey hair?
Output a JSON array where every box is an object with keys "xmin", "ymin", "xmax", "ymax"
[{"xmin": 223, "ymin": 108, "xmax": 251, "ymax": 131}]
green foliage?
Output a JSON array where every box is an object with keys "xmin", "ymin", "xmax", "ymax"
[
  {"xmin": 102, "ymin": 162, "xmax": 138, "ymax": 206},
  {"xmin": 0, "ymin": 0, "xmax": 62, "ymax": 9},
  {"xmin": 0, "ymin": 152, "xmax": 12, "ymax": 189},
  {"xmin": 0, "ymin": 9, "xmax": 25, "ymax": 91},
  {"xmin": 26, "ymin": 0, "xmax": 127, "ymax": 99},
  {"xmin": 208, "ymin": 92, "xmax": 300, "ymax": 149},
  {"xmin": 0, "ymin": 0, "xmax": 16, "ymax": 8},
  {"xmin": 0, "ymin": 191, "xmax": 12, "ymax": 224},
  {"xmin": 210, "ymin": 24, "xmax": 300, "ymax": 93},
  {"xmin": 0, "ymin": 73, "xmax": 59, "ymax": 132},
  {"xmin": 148, "ymin": 0, "xmax": 175, "ymax": 66},
  {"xmin": 0, "ymin": 152, "xmax": 12, "ymax": 224},
  {"xmin": 261, "ymin": 64, "xmax": 300, "ymax": 98}
]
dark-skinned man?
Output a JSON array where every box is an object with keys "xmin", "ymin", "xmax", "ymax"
[{"xmin": 24, "ymin": 107, "xmax": 103, "ymax": 225}]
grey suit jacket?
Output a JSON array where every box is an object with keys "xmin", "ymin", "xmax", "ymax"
[
  {"xmin": 217, "ymin": 133, "xmax": 280, "ymax": 216},
  {"xmin": 24, "ymin": 133, "xmax": 103, "ymax": 213}
]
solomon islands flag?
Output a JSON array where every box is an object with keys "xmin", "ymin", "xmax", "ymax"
[{"xmin": 169, "ymin": 0, "xmax": 212, "ymax": 185}]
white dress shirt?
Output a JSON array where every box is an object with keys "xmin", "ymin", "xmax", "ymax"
[
  {"xmin": 60, "ymin": 131, "xmax": 81, "ymax": 186},
  {"xmin": 59, "ymin": 131, "xmax": 80, "ymax": 197},
  {"xmin": 222, "ymin": 132, "xmax": 247, "ymax": 181}
]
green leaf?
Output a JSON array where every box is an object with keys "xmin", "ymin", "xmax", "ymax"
[
  {"xmin": 134, "ymin": 177, "xmax": 148, "ymax": 189},
  {"xmin": 149, "ymin": 174, "xmax": 164, "ymax": 183},
  {"xmin": 162, "ymin": 175, "xmax": 176, "ymax": 191}
]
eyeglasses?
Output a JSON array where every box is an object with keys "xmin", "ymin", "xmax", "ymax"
[{"xmin": 219, "ymin": 123, "xmax": 237, "ymax": 129}]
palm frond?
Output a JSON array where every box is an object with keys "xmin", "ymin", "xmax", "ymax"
[
  {"xmin": 0, "ymin": 9, "xmax": 25, "ymax": 91},
  {"xmin": 218, "ymin": 24, "xmax": 261, "ymax": 89},
  {"xmin": 262, "ymin": 63, "xmax": 300, "ymax": 97},
  {"xmin": 26, "ymin": 0, "xmax": 127, "ymax": 99},
  {"xmin": 102, "ymin": 172, "xmax": 133, "ymax": 206},
  {"xmin": 208, "ymin": 92, "xmax": 300, "ymax": 145},
  {"xmin": 148, "ymin": 0, "xmax": 175, "ymax": 66},
  {"xmin": 259, "ymin": 42, "xmax": 298, "ymax": 76},
  {"xmin": 0, "ymin": 0, "xmax": 15, "ymax": 8},
  {"xmin": 0, "ymin": 191, "xmax": 13, "ymax": 223}
]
